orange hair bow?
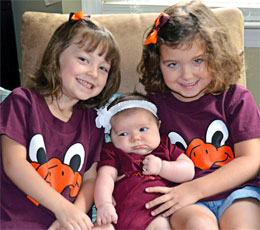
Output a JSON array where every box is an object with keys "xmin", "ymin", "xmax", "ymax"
[
  {"xmin": 144, "ymin": 12, "xmax": 170, "ymax": 45},
  {"xmin": 69, "ymin": 11, "xmax": 84, "ymax": 21}
]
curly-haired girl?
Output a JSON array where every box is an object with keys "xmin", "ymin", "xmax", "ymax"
[{"xmin": 138, "ymin": 1, "xmax": 260, "ymax": 229}]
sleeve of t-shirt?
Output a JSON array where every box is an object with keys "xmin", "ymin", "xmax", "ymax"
[
  {"xmin": 97, "ymin": 143, "xmax": 119, "ymax": 171},
  {"xmin": 164, "ymin": 136, "xmax": 184, "ymax": 161},
  {"xmin": 226, "ymin": 86, "xmax": 260, "ymax": 143},
  {"xmin": 0, "ymin": 88, "xmax": 31, "ymax": 147}
]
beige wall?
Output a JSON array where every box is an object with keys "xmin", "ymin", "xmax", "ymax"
[
  {"xmin": 11, "ymin": 0, "xmax": 82, "ymax": 69},
  {"xmin": 61, "ymin": 0, "xmax": 82, "ymax": 14},
  {"xmin": 11, "ymin": 0, "xmax": 62, "ymax": 69},
  {"xmin": 245, "ymin": 48, "xmax": 260, "ymax": 109}
]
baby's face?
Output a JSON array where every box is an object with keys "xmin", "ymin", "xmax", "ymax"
[{"xmin": 110, "ymin": 108, "xmax": 160, "ymax": 155}]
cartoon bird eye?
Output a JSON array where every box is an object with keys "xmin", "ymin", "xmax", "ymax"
[
  {"xmin": 168, "ymin": 132, "xmax": 187, "ymax": 150},
  {"xmin": 206, "ymin": 120, "xmax": 229, "ymax": 148},
  {"xmin": 64, "ymin": 143, "xmax": 85, "ymax": 172},
  {"xmin": 29, "ymin": 134, "xmax": 47, "ymax": 165}
]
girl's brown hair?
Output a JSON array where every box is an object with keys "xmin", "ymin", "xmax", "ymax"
[
  {"xmin": 29, "ymin": 18, "xmax": 121, "ymax": 108},
  {"xmin": 138, "ymin": 0, "xmax": 244, "ymax": 95}
]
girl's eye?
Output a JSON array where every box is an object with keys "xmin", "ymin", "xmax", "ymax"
[
  {"xmin": 193, "ymin": 58, "xmax": 203, "ymax": 64},
  {"xmin": 119, "ymin": 132, "xmax": 128, "ymax": 136},
  {"xmin": 168, "ymin": 62, "xmax": 178, "ymax": 68},
  {"xmin": 79, "ymin": 57, "xmax": 88, "ymax": 63},
  {"xmin": 140, "ymin": 127, "xmax": 148, "ymax": 132},
  {"xmin": 99, "ymin": 66, "xmax": 109, "ymax": 73}
]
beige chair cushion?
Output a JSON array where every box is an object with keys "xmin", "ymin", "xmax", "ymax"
[{"xmin": 21, "ymin": 8, "xmax": 245, "ymax": 93}]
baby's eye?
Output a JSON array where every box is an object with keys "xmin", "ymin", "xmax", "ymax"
[
  {"xmin": 119, "ymin": 132, "xmax": 128, "ymax": 136},
  {"xmin": 140, "ymin": 127, "xmax": 148, "ymax": 132},
  {"xmin": 79, "ymin": 57, "xmax": 88, "ymax": 63},
  {"xmin": 168, "ymin": 62, "xmax": 178, "ymax": 68}
]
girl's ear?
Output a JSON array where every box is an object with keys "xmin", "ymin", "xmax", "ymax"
[{"xmin": 158, "ymin": 120, "xmax": 161, "ymax": 128}]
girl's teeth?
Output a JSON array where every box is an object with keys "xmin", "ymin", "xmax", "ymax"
[
  {"xmin": 185, "ymin": 83, "xmax": 195, "ymax": 86},
  {"xmin": 78, "ymin": 79, "xmax": 92, "ymax": 88},
  {"xmin": 181, "ymin": 80, "xmax": 198, "ymax": 87}
]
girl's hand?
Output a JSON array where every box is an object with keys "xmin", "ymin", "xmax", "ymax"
[
  {"xmin": 96, "ymin": 203, "xmax": 118, "ymax": 226},
  {"xmin": 142, "ymin": 155, "xmax": 162, "ymax": 175},
  {"xmin": 48, "ymin": 220, "xmax": 62, "ymax": 230},
  {"xmin": 145, "ymin": 183, "xmax": 200, "ymax": 217},
  {"xmin": 51, "ymin": 202, "xmax": 94, "ymax": 230}
]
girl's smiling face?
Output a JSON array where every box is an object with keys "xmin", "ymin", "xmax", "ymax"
[
  {"xmin": 58, "ymin": 35, "xmax": 111, "ymax": 105},
  {"xmin": 160, "ymin": 40, "xmax": 212, "ymax": 102}
]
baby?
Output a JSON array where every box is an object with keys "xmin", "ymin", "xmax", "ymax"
[{"xmin": 94, "ymin": 92, "xmax": 194, "ymax": 229}]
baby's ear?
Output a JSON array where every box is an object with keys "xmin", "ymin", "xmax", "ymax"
[{"xmin": 158, "ymin": 120, "xmax": 161, "ymax": 128}]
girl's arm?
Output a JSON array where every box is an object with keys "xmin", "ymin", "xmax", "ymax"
[
  {"xmin": 94, "ymin": 165, "xmax": 118, "ymax": 225},
  {"xmin": 48, "ymin": 158, "xmax": 98, "ymax": 230},
  {"xmin": 74, "ymin": 162, "xmax": 98, "ymax": 213},
  {"xmin": 1, "ymin": 135, "xmax": 93, "ymax": 230},
  {"xmin": 143, "ymin": 153, "xmax": 194, "ymax": 183},
  {"xmin": 145, "ymin": 137, "xmax": 260, "ymax": 217}
]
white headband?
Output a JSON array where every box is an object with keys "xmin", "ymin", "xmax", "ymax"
[{"xmin": 95, "ymin": 100, "xmax": 158, "ymax": 134}]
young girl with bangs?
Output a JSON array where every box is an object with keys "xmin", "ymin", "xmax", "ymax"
[
  {"xmin": 138, "ymin": 0, "xmax": 260, "ymax": 229},
  {"xmin": 0, "ymin": 11, "xmax": 121, "ymax": 230}
]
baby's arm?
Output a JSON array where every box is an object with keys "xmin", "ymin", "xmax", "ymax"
[
  {"xmin": 1, "ymin": 135, "xmax": 91, "ymax": 230},
  {"xmin": 94, "ymin": 165, "xmax": 118, "ymax": 226},
  {"xmin": 143, "ymin": 153, "xmax": 194, "ymax": 183}
]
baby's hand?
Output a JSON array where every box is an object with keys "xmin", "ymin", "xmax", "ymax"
[
  {"xmin": 96, "ymin": 203, "xmax": 118, "ymax": 226},
  {"xmin": 142, "ymin": 155, "xmax": 162, "ymax": 176}
]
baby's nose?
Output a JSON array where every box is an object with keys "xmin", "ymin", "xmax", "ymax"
[{"xmin": 131, "ymin": 133, "xmax": 141, "ymax": 142}]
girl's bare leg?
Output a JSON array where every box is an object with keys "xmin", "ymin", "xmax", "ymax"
[
  {"xmin": 170, "ymin": 204, "xmax": 218, "ymax": 230},
  {"xmin": 146, "ymin": 215, "xmax": 171, "ymax": 230},
  {"xmin": 220, "ymin": 198, "xmax": 260, "ymax": 229},
  {"xmin": 93, "ymin": 223, "xmax": 115, "ymax": 230}
]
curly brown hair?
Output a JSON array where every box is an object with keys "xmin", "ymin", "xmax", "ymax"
[
  {"xmin": 28, "ymin": 18, "xmax": 121, "ymax": 108},
  {"xmin": 138, "ymin": 0, "xmax": 244, "ymax": 95}
]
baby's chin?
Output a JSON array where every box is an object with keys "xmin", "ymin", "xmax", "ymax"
[{"xmin": 130, "ymin": 149, "xmax": 153, "ymax": 156}]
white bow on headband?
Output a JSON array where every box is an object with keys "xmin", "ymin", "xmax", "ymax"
[{"xmin": 95, "ymin": 100, "xmax": 158, "ymax": 134}]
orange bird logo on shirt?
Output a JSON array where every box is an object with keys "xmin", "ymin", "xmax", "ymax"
[
  {"xmin": 169, "ymin": 120, "xmax": 235, "ymax": 170},
  {"xmin": 27, "ymin": 134, "xmax": 85, "ymax": 206},
  {"xmin": 186, "ymin": 138, "xmax": 234, "ymax": 170}
]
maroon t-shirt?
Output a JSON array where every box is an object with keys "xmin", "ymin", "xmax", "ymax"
[
  {"xmin": 0, "ymin": 87, "xmax": 104, "ymax": 229},
  {"xmin": 98, "ymin": 135, "xmax": 183, "ymax": 229},
  {"xmin": 148, "ymin": 84, "xmax": 260, "ymax": 201}
]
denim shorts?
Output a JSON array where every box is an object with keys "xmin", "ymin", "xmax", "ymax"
[{"xmin": 196, "ymin": 186, "xmax": 260, "ymax": 222}]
